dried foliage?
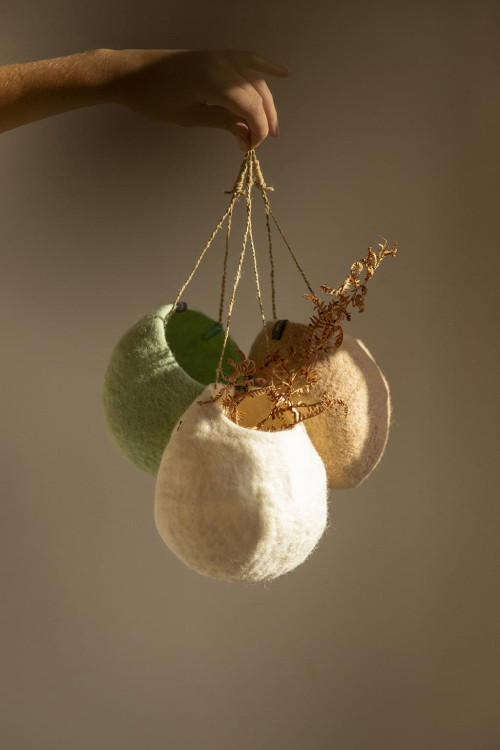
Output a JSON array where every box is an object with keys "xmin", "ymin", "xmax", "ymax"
[
  {"xmin": 199, "ymin": 352, "xmax": 266, "ymax": 424},
  {"xmin": 237, "ymin": 348, "xmax": 347, "ymax": 431},
  {"xmin": 305, "ymin": 237, "xmax": 398, "ymax": 359},
  {"xmin": 205, "ymin": 238, "xmax": 398, "ymax": 431}
]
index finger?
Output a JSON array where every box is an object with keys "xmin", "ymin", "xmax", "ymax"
[{"xmin": 213, "ymin": 81, "xmax": 270, "ymax": 147}]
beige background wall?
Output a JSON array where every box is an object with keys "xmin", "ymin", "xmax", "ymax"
[{"xmin": 1, "ymin": 1, "xmax": 499, "ymax": 748}]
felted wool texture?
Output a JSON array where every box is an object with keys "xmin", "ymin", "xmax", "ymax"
[
  {"xmin": 102, "ymin": 304, "xmax": 241, "ymax": 475},
  {"xmin": 154, "ymin": 384, "xmax": 328, "ymax": 582},
  {"xmin": 249, "ymin": 322, "xmax": 391, "ymax": 489}
]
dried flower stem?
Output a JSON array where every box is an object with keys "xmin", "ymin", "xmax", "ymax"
[{"xmin": 197, "ymin": 153, "xmax": 398, "ymax": 430}]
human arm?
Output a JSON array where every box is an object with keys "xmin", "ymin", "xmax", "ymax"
[{"xmin": 0, "ymin": 48, "xmax": 289, "ymax": 149}]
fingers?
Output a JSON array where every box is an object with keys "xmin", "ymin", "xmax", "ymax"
[
  {"xmin": 233, "ymin": 121, "xmax": 252, "ymax": 151},
  {"xmin": 208, "ymin": 65, "xmax": 284, "ymax": 147},
  {"xmin": 245, "ymin": 76, "xmax": 279, "ymax": 137},
  {"xmin": 141, "ymin": 49, "xmax": 289, "ymax": 149},
  {"xmin": 208, "ymin": 72, "xmax": 272, "ymax": 148},
  {"xmin": 225, "ymin": 53, "xmax": 287, "ymax": 143},
  {"xmin": 176, "ymin": 103, "xmax": 251, "ymax": 151}
]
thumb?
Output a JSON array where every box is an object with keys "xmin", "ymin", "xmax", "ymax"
[
  {"xmin": 232, "ymin": 121, "xmax": 252, "ymax": 151},
  {"xmin": 176, "ymin": 103, "xmax": 251, "ymax": 150}
]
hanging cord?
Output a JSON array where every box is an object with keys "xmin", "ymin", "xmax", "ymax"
[
  {"xmin": 251, "ymin": 151, "xmax": 277, "ymax": 319},
  {"xmin": 164, "ymin": 148, "xmax": 316, "ymax": 390},
  {"xmin": 269, "ymin": 208, "xmax": 315, "ymax": 296},
  {"xmin": 251, "ymin": 150, "xmax": 315, "ymax": 302},
  {"xmin": 247, "ymin": 163, "xmax": 270, "ymax": 352},
  {"xmin": 217, "ymin": 205, "xmax": 233, "ymax": 326},
  {"xmin": 218, "ymin": 150, "xmax": 270, "ymax": 354},
  {"xmin": 218, "ymin": 155, "xmax": 248, "ymax": 325},
  {"xmin": 251, "ymin": 151, "xmax": 315, "ymax": 296},
  {"xmin": 215, "ymin": 154, "xmax": 255, "ymax": 384},
  {"xmin": 163, "ymin": 156, "xmax": 249, "ymax": 328}
]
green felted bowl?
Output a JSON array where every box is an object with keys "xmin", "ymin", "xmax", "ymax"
[{"xmin": 102, "ymin": 303, "xmax": 241, "ymax": 475}]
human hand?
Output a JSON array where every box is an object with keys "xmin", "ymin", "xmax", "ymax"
[{"xmin": 104, "ymin": 49, "xmax": 290, "ymax": 150}]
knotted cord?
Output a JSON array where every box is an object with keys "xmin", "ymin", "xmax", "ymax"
[{"xmin": 163, "ymin": 149, "xmax": 315, "ymax": 385}]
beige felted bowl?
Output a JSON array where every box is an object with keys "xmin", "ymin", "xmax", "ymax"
[
  {"xmin": 249, "ymin": 321, "xmax": 391, "ymax": 489},
  {"xmin": 154, "ymin": 384, "xmax": 328, "ymax": 582}
]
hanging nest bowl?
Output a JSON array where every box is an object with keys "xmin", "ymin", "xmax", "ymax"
[
  {"xmin": 154, "ymin": 384, "xmax": 328, "ymax": 582},
  {"xmin": 103, "ymin": 148, "xmax": 399, "ymax": 582},
  {"xmin": 102, "ymin": 303, "xmax": 240, "ymax": 474},
  {"xmin": 249, "ymin": 322, "xmax": 391, "ymax": 488}
]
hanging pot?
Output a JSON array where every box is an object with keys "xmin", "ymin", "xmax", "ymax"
[
  {"xmin": 154, "ymin": 384, "xmax": 328, "ymax": 582},
  {"xmin": 249, "ymin": 320, "xmax": 391, "ymax": 489},
  {"xmin": 102, "ymin": 303, "xmax": 241, "ymax": 475}
]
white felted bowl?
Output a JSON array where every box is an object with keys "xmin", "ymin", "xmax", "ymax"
[
  {"xmin": 154, "ymin": 384, "xmax": 328, "ymax": 582},
  {"xmin": 249, "ymin": 321, "xmax": 391, "ymax": 489}
]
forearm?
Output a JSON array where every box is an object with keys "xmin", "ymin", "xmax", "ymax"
[
  {"xmin": 0, "ymin": 49, "xmax": 135, "ymax": 132},
  {"xmin": 0, "ymin": 48, "xmax": 287, "ymax": 147}
]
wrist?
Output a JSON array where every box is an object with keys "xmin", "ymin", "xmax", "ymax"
[
  {"xmin": 77, "ymin": 48, "xmax": 132, "ymax": 106},
  {"xmin": 97, "ymin": 48, "xmax": 176, "ymax": 107}
]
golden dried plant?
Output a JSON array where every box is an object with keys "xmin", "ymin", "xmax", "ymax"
[
  {"xmin": 199, "ymin": 352, "xmax": 266, "ymax": 425},
  {"xmin": 204, "ymin": 237, "xmax": 398, "ymax": 430},
  {"xmin": 239, "ymin": 347, "xmax": 348, "ymax": 431},
  {"xmin": 305, "ymin": 237, "xmax": 398, "ymax": 360}
]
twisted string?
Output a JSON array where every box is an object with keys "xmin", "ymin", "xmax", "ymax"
[
  {"xmin": 164, "ymin": 148, "xmax": 315, "ymax": 383},
  {"xmin": 251, "ymin": 151, "xmax": 277, "ymax": 320},
  {"xmin": 218, "ymin": 204, "xmax": 233, "ymax": 326},
  {"xmin": 216, "ymin": 155, "xmax": 254, "ymax": 384},
  {"xmin": 269, "ymin": 207, "xmax": 315, "ymax": 296},
  {"xmin": 265, "ymin": 205, "xmax": 277, "ymax": 319},
  {"xmin": 247, "ymin": 167, "xmax": 270, "ymax": 352},
  {"xmin": 163, "ymin": 157, "xmax": 249, "ymax": 329},
  {"xmin": 251, "ymin": 150, "xmax": 315, "ymax": 302}
]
